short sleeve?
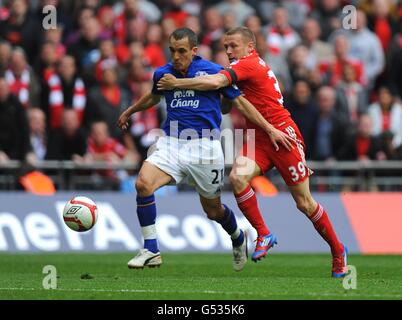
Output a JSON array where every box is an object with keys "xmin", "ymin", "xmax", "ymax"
[
  {"xmin": 219, "ymin": 59, "xmax": 254, "ymax": 85},
  {"xmin": 151, "ymin": 71, "xmax": 163, "ymax": 96},
  {"xmin": 220, "ymin": 84, "xmax": 241, "ymax": 100}
]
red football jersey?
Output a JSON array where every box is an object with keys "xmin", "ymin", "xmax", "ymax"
[{"xmin": 220, "ymin": 50, "xmax": 291, "ymax": 132}]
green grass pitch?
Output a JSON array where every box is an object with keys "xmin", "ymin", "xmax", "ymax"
[{"xmin": 1, "ymin": 253, "xmax": 401, "ymax": 300}]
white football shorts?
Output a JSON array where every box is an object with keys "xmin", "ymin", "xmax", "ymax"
[{"xmin": 145, "ymin": 136, "xmax": 224, "ymax": 199}]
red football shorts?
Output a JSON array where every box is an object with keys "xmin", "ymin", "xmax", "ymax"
[{"xmin": 240, "ymin": 121, "xmax": 312, "ymax": 186}]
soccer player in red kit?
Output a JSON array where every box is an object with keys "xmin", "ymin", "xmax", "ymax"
[{"xmin": 157, "ymin": 27, "xmax": 348, "ymax": 277}]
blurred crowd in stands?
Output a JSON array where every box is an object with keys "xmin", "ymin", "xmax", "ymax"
[{"xmin": 0, "ymin": 0, "xmax": 402, "ymax": 188}]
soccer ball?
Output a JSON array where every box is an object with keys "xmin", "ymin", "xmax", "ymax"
[{"xmin": 63, "ymin": 196, "xmax": 98, "ymax": 232}]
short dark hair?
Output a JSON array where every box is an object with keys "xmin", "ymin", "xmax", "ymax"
[
  {"xmin": 377, "ymin": 84, "xmax": 395, "ymax": 96},
  {"xmin": 225, "ymin": 26, "xmax": 256, "ymax": 46},
  {"xmin": 169, "ymin": 28, "xmax": 198, "ymax": 48}
]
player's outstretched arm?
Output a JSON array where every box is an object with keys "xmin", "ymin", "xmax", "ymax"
[
  {"xmin": 157, "ymin": 73, "xmax": 229, "ymax": 91},
  {"xmin": 117, "ymin": 92, "xmax": 161, "ymax": 130},
  {"xmin": 232, "ymin": 96, "xmax": 295, "ymax": 152}
]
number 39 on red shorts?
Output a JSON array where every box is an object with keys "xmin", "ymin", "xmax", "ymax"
[{"xmin": 241, "ymin": 121, "xmax": 313, "ymax": 186}]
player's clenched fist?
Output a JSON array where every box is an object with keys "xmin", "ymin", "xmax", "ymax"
[{"xmin": 157, "ymin": 73, "xmax": 177, "ymax": 90}]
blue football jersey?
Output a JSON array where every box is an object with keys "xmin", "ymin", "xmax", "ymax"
[{"xmin": 152, "ymin": 55, "xmax": 241, "ymax": 139}]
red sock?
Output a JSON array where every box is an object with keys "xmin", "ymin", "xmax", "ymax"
[
  {"xmin": 235, "ymin": 185, "xmax": 270, "ymax": 236},
  {"xmin": 310, "ymin": 203, "xmax": 343, "ymax": 255}
]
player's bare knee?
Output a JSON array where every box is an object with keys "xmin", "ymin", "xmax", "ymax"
[
  {"xmin": 229, "ymin": 170, "xmax": 248, "ymax": 191},
  {"xmin": 296, "ymin": 197, "xmax": 315, "ymax": 216},
  {"xmin": 295, "ymin": 197, "xmax": 308, "ymax": 213},
  {"xmin": 135, "ymin": 178, "xmax": 154, "ymax": 197}
]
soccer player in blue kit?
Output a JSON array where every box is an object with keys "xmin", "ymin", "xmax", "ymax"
[{"xmin": 118, "ymin": 28, "xmax": 293, "ymax": 271}]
